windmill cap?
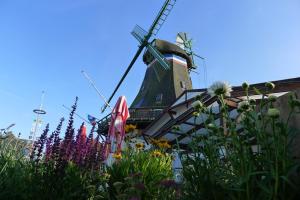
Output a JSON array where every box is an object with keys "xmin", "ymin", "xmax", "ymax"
[{"xmin": 143, "ymin": 39, "xmax": 193, "ymax": 68}]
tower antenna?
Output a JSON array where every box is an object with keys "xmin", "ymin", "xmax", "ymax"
[
  {"xmin": 81, "ymin": 70, "xmax": 112, "ymax": 113},
  {"xmin": 30, "ymin": 91, "xmax": 46, "ymax": 142}
]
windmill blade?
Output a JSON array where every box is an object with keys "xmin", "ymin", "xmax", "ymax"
[
  {"xmin": 192, "ymin": 52, "xmax": 205, "ymax": 60},
  {"xmin": 177, "ymin": 32, "xmax": 188, "ymax": 42},
  {"xmin": 148, "ymin": 0, "xmax": 177, "ymax": 37},
  {"xmin": 176, "ymin": 34, "xmax": 185, "ymax": 49},
  {"xmin": 147, "ymin": 44, "xmax": 170, "ymax": 70},
  {"xmin": 103, "ymin": 0, "xmax": 177, "ymax": 113},
  {"xmin": 131, "ymin": 25, "xmax": 148, "ymax": 45}
]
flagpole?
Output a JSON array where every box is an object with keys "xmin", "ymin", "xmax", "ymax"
[{"xmin": 81, "ymin": 70, "xmax": 113, "ymax": 112}]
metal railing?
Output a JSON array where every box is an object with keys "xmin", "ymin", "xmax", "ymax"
[{"xmin": 97, "ymin": 107, "xmax": 165, "ymax": 134}]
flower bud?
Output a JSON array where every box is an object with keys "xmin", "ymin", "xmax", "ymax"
[
  {"xmin": 242, "ymin": 82, "xmax": 249, "ymax": 90},
  {"xmin": 268, "ymin": 95, "xmax": 277, "ymax": 102},
  {"xmin": 267, "ymin": 108, "xmax": 280, "ymax": 118},
  {"xmin": 192, "ymin": 100, "xmax": 203, "ymax": 110},
  {"xmin": 265, "ymin": 82, "xmax": 275, "ymax": 90}
]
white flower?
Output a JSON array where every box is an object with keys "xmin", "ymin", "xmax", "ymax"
[
  {"xmin": 265, "ymin": 82, "xmax": 275, "ymax": 90},
  {"xmin": 242, "ymin": 82, "xmax": 249, "ymax": 90},
  {"xmin": 192, "ymin": 100, "xmax": 203, "ymax": 109},
  {"xmin": 208, "ymin": 81, "xmax": 232, "ymax": 97},
  {"xmin": 238, "ymin": 100, "xmax": 251, "ymax": 112}
]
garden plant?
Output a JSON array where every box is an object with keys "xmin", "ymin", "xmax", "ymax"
[
  {"xmin": 1, "ymin": 82, "xmax": 300, "ymax": 200},
  {"xmin": 181, "ymin": 82, "xmax": 300, "ymax": 200}
]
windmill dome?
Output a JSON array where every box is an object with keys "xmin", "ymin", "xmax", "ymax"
[{"xmin": 143, "ymin": 39, "xmax": 193, "ymax": 69}]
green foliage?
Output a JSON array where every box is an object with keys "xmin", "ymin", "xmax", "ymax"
[
  {"xmin": 182, "ymin": 84, "xmax": 300, "ymax": 200},
  {"xmin": 106, "ymin": 149, "xmax": 177, "ymax": 199},
  {"xmin": 0, "ymin": 140, "xmax": 106, "ymax": 200}
]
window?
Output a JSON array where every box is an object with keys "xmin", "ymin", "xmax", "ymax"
[
  {"xmin": 180, "ymin": 81, "xmax": 186, "ymax": 90},
  {"xmin": 155, "ymin": 94, "xmax": 163, "ymax": 104}
]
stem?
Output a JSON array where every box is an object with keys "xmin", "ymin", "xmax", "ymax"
[{"xmin": 272, "ymin": 119, "xmax": 279, "ymax": 199}]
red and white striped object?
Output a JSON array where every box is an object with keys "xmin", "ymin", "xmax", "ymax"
[{"xmin": 104, "ymin": 96, "xmax": 130, "ymax": 160}]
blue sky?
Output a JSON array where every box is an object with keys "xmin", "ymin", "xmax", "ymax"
[{"xmin": 0, "ymin": 0, "xmax": 299, "ymax": 139}]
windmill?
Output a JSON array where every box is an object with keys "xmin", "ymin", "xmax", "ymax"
[
  {"xmin": 102, "ymin": 0, "xmax": 177, "ymax": 113},
  {"xmin": 175, "ymin": 32, "xmax": 205, "ymax": 70}
]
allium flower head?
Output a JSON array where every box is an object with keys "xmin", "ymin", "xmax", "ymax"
[
  {"xmin": 242, "ymin": 82, "xmax": 249, "ymax": 90},
  {"xmin": 192, "ymin": 100, "xmax": 203, "ymax": 110},
  {"xmin": 265, "ymin": 82, "xmax": 275, "ymax": 90},
  {"xmin": 208, "ymin": 81, "xmax": 232, "ymax": 97},
  {"xmin": 238, "ymin": 100, "xmax": 251, "ymax": 112},
  {"xmin": 267, "ymin": 108, "xmax": 280, "ymax": 118},
  {"xmin": 268, "ymin": 95, "xmax": 277, "ymax": 102}
]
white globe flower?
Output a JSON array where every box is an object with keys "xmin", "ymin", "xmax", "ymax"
[
  {"xmin": 238, "ymin": 100, "xmax": 251, "ymax": 112},
  {"xmin": 208, "ymin": 81, "xmax": 233, "ymax": 97}
]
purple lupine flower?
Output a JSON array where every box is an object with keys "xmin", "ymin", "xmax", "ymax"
[
  {"xmin": 65, "ymin": 128, "xmax": 75, "ymax": 161},
  {"xmin": 59, "ymin": 97, "xmax": 78, "ymax": 163},
  {"xmin": 35, "ymin": 124, "xmax": 50, "ymax": 164},
  {"xmin": 45, "ymin": 131, "xmax": 54, "ymax": 162},
  {"xmin": 30, "ymin": 140, "xmax": 39, "ymax": 161},
  {"xmin": 51, "ymin": 118, "xmax": 64, "ymax": 163}
]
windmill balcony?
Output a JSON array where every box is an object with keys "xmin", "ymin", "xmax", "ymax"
[{"xmin": 97, "ymin": 107, "xmax": 165, "ymax": 135}]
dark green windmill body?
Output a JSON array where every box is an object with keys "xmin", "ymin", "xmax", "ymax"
[{"xmin": 131, "ymin": 39, "xmax": 193, "ymax": 108}]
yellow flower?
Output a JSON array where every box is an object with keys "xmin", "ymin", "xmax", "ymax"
[
  {"xmin": 135, "ymin": 142, "xmax": 144, "ymax": 150},
  {"xmin": 150, "ymin": 138, "xmax": 159, "ymax": 145},
  {"xmin": 157, "ymin": 138, "xmax": 171, "ymax": 149},
  {"xmin": 112, "ymin": 153, "xmax": 122, "ymax": 160},
  {"xmin": 158, "ymin": 142, "xmax": 171, "ymax": 149},
  {"xmin": 152, "ymin": 150, "xmax": 163, "ymax": 157},
  {"xmin": 125, "ymin": 124, "xmax": 137, "ymax": 133}
]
